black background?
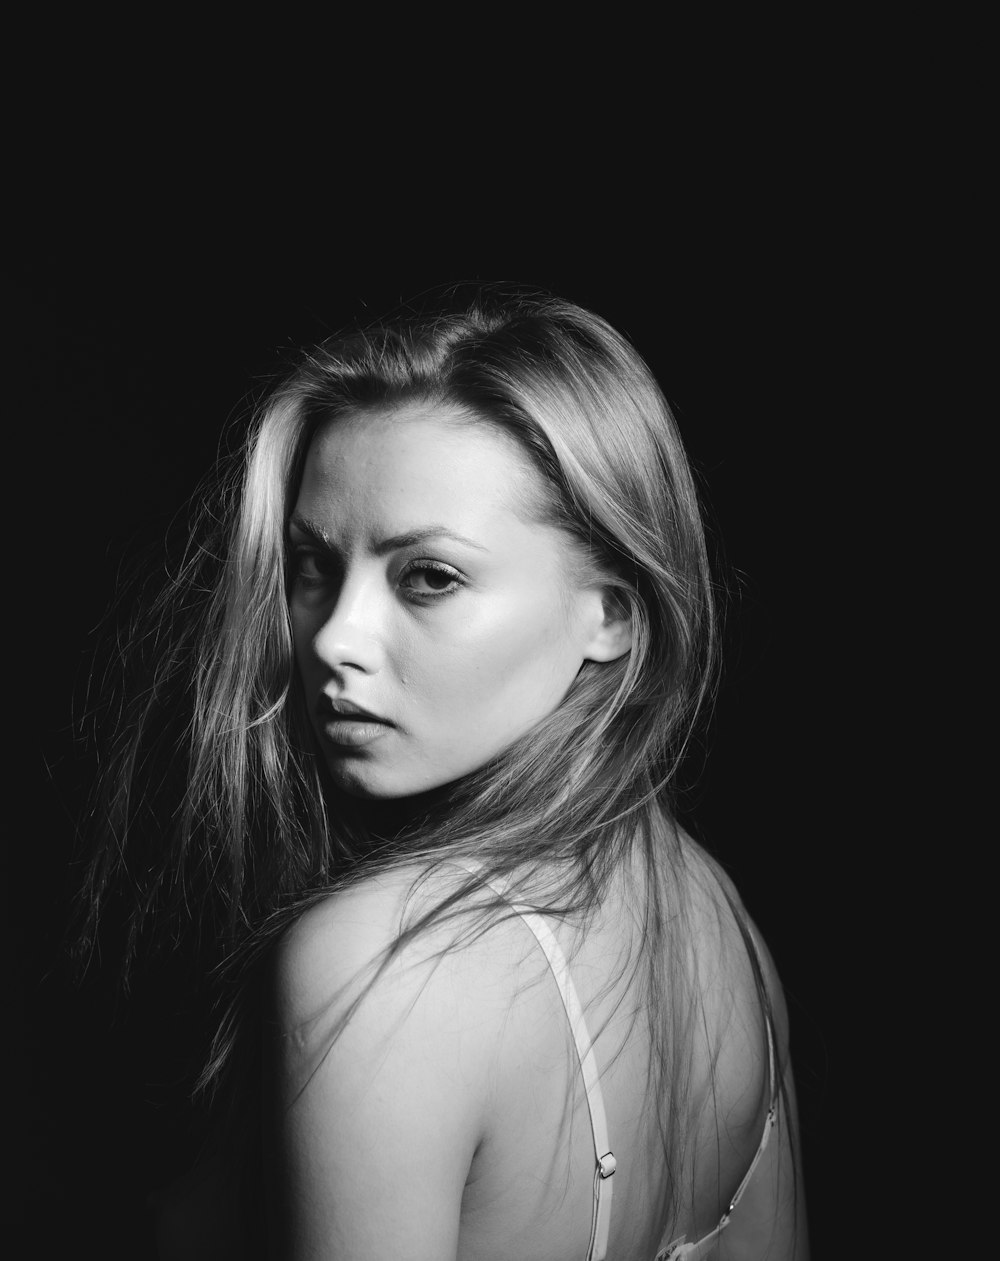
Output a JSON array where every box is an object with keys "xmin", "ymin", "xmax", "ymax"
[{"xmin": 17, "ymin": 203, "xmax": 868, "ymax": 1257}]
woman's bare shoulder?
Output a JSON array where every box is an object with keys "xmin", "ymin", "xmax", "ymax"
[
  {"xmin": 267, "ymin": 861, "xmax": 532, "ymax": 1036},
  {"xmin": 265, "ymin": 863, "xmax": 525, "ymax": 1259},
  {"xmin": 677, "ymin": 829, "xmax": 791, "ymax": 1049}
]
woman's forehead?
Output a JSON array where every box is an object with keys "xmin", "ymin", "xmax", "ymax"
[{"xmin": 296, "ymin": 405, "xmax": 547, "ymax": 531}]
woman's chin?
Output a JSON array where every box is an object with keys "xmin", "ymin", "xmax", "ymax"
[
  {"xmin": 326, "ymin": 763, "xmax": 408, "ymax": 802},
  {"xmin": 323, "ymin": 764, "xmax": 458, "ymax": 836}
]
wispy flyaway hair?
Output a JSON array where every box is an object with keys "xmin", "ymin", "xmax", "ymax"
[
  {"xmin": 80, "ymin": 285, "xmax": 715, "ymax": 944},
  {"xmin": 77, "ymin": 286, "xmax": 791, "ymax": 1233}
]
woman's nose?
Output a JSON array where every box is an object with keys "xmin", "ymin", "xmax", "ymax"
[{"xmin": 310, "ymin": 576, "xmax": 386, "ymax": 675}]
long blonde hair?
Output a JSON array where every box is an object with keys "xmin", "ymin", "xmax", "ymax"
[{"xmin": 78, "ymin": 285, "xmax": 781, "ymax": 1229}]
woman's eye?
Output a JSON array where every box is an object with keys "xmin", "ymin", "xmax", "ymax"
[
  {"xmin": 290, "ymin": 549, "xmax": 338, "ymax": 584},
  {"xmin": 399, "ymin": 563, "xmax": 462, "ymax": 599}
]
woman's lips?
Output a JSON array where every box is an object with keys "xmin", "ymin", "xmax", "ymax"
[
  {"xmin": 317, "ymin": 698, "xmax": 394, "ymax": 749},
  {"xmin": 319, "ymin": 717, "xmax": 393, "ymax": 749}
]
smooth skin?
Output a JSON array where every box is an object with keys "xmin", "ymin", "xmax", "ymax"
[
  {"xmin": 288, "ymin": 404, "xmax": 630, "ymax": 801},
  {"xmin": 267, "ymin": 850, "xmax": 808, "ymax": 1260},
  {"xmin": 266, "ymin": 406, "xmax": 808, "ymax": 1260}
]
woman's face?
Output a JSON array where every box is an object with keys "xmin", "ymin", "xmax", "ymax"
[{"xmin": 288, "ymin": 404, "xmax": 612, "ymax": 800}]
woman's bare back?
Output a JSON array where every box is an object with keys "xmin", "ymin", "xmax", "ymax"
[{"xmin": 265, "ymin": 834, "xmax": 807, "ymax": 1260}]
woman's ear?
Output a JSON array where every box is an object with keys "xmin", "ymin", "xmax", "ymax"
[{"xmin": 583, "ymin": 589, "xmax": 632, "ymax": 663}]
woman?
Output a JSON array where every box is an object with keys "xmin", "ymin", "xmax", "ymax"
[{"xmin": 80, "ymin": 286, "xmax": 808, "ymax": 1259}]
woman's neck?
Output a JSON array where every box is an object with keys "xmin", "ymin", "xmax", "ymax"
[{"xmin": 349, "ymin": 785, "xmax": 454, "ymax": 846}]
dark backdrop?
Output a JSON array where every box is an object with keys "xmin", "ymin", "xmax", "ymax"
[{"xmin": 20, "ymin": 236, "xmax": 851, "ymax": 1257}]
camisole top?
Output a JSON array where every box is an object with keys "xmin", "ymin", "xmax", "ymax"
[{"xmin": 462, "ymin": 866, "xmax": 778, "ymax": 1261}]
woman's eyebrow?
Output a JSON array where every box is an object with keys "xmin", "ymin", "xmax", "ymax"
[
  {"xmin": 288, "ymin": 515, "xmax": 332, "ymax": 545},
  {"xmin": 288, "ymin": 515, "xmax": 488, "ymax": 554},
  {"xmin": 373, "ymin": 527, "xmax": 489, "ymax": 556}
]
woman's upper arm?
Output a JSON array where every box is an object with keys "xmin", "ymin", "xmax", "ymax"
[
  {"xmin": 263, "ymin": 883, "xmax": 496, "ymax": 1261},
  {"xmin": 717, "ymin": 1055, "xmax": 809, "ymax": 1261},
  {"xmin": 720, "ymin": 940, "xmax": 810, "ymax": 1261}
]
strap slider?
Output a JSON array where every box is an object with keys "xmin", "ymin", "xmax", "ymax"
[{"xmin": 598, "ymin": 1151, "xmax": 617, "ymax": 1178}]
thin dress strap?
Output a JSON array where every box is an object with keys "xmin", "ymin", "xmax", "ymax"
[
  {"xmin": 453, "ymin": 862, "xmax": 616, "ymax": 1261},
  {"xmin": 507, "ymin": 906, "xmax": 616, "ymax": 1261}
]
